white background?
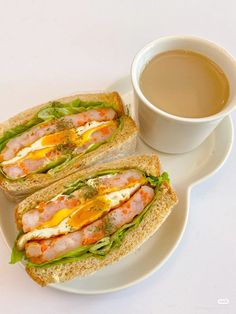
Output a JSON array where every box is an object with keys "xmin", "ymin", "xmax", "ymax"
[{"xmin": 0, "ymin": 1, "xmax": 236, "ymax": 313}]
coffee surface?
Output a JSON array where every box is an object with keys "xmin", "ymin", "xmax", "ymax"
[{"xmin": 140, "ymin": 50, "xmax": 229, "ymax": 118}]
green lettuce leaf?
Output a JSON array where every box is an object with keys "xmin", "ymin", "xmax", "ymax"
[
  {"xmin": 10, "ymin": 243, "xmax": 24, "ymax": 264},
  {"xmin": 47, "ymin": 155, "xmax": 73, "ymax": 175},
  {"xmin": 40, "ymin": 155, "xmax": 72, "ymax": 173},
  {"xmin": 37, "ymin": 103, "xmax": 71, "ymax": 120},
  {"xmin": 10, "ymin": 230, "xmax": 24, "ymax": 264},
  {"xmin": 146, "ymin": 172, "xmax": 169, "ymax": 187}
]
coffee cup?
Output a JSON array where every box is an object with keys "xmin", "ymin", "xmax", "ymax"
[{"xmin": 131, "ymin": 36, "xmax": 236, "ymax": 153}]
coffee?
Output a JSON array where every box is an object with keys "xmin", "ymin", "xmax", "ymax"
[{"xmin": 140, "ymin": 50, "xmax": 229, "ymax": 118}]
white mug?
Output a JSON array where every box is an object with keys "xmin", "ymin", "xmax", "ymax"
[{"xmin": 131, "ymin": 36, "xmax": 236, "ymax": 153}]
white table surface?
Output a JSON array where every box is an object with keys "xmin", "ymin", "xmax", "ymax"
[{"xmin": 0, "ymin": 1, "xmax": 235, "ymax": 313}]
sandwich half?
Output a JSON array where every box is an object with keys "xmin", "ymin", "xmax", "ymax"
[
  {"xmin": 11, "ymin": 155, "xmax": 178, "ymax": 286},
  {"xmin": 0, "ymin": 92, "xmax": 137, "ymax": 201}
]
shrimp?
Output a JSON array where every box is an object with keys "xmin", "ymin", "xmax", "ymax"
[
  {"xmin": 87, "ymin": 169, "xmax": 146, "ymax": 193},
  {"xmin": 63, "ymin": 108, "xmax": 116, "ymax": 127},
  {"xmin": 0, "ymin": 108, "xmax": 116, "ymax": 162},
  {"xmin": 21, "ymin": 169, "xmax": 145, "ymax": 232},
  {"xmin": 25, "ymin": 185, "xmax": 154, "ymax": 264}
]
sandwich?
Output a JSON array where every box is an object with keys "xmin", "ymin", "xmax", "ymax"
[
  {"xmin": 0, "ymin": 92, "xmax": 137, "ymax": 201},
  {"xmin": 11, "ymin": 155, "xmax": 178, "ymax": 286}
]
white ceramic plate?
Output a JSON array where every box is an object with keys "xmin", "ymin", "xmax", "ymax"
[{"xmin": 0, "ymin": 77, "xmax": 234, "ymax": 294}]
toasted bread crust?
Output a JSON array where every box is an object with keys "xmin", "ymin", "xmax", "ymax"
[
  {"xmin": 0, "ymin": 92, "xmax": 137, "ymax": 201},
  {"xmin": 14, "ymin": 155, "xmax": 177, "ymax": 286}
]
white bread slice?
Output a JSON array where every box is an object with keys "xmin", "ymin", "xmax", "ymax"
[
  {"xmin": 14, "ymin": 155, "xmax": 178, "ymax": 286},
  {"xmin": 0, "ymin": 92, "xmax": 137, "ymax": 201}
]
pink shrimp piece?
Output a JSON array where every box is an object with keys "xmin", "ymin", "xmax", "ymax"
[
  {"xmin": 91, "ymin": 170, "xmax": 144, "ymax": 193},
  {"xmin": 3, "ymin": 165, "xmax": 25, "ymax": 179},
  {"xmin": 63, "ymin": 108, "xmax": 116, "ymax": 127}
]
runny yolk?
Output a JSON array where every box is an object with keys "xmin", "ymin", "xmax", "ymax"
[
  {"xmin": 36, "ymin": 196, "xmax": 111, "ymax": 230},
  {"xmin": 26, "ymin": 147, "xmax": 54, "ymax": 160},
  {"xmin": 41, "ymin": 129, "xmax": 78, "ymax": 146},
  {"xmin": 68, "ymin": 197, "xmax": 111, "ymax": 229},
  {"xmin": 38, "ymin": 208, "xmax": 77, "ymax": 229},
  {"xmin": 41, "ymin": 120, "xmax": 116, "ymax": 148}
]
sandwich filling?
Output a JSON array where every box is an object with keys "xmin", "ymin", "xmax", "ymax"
[
  {"xmin": 11, "ymin": 169, "xmax": 169, "ymax": 267},
  {"xmin": 0, "ymin": 100, "xmax": 123, "ymax": 180}
]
